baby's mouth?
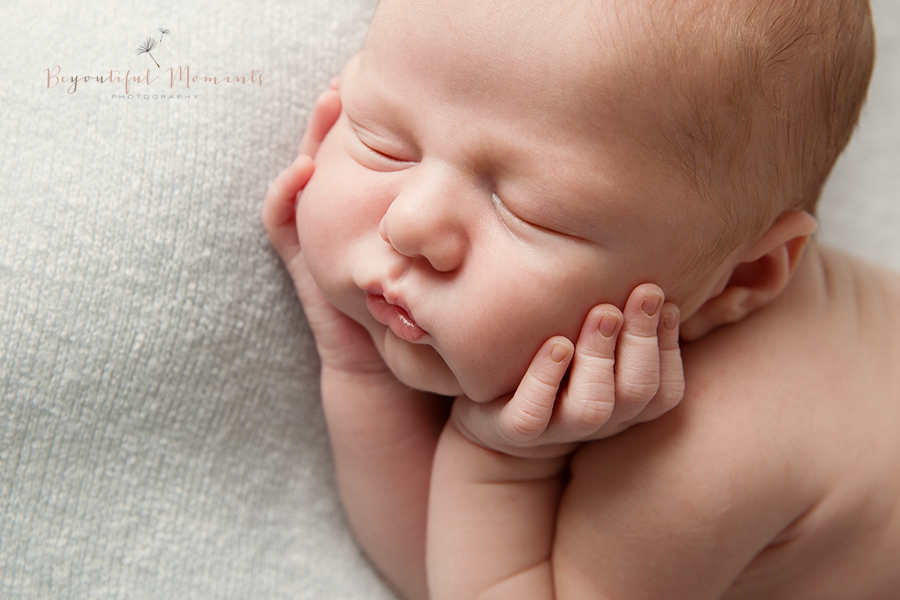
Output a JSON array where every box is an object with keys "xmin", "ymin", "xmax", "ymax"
[{"xmin": 365, "ymin": 293, "xmax": 426, "ymax": 342}]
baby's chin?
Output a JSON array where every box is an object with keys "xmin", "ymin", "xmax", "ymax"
[
  {"xmin": 378, "ymin": 331, "xmax": 466, "ymax": 398},
  {"xmin": 388, "ymin": 352, "xmax": 516, "ymax": 403},
  {"xmin": 372, "ymin": 324, "xmax": 523, "ymax": 401},
  {"xmin": 397, "ymin": 368, "xmax": 464, "ymax": 398}
]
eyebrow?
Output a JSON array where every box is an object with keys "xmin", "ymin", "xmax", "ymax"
[{"xmin": 341, "ymin": 71, "xmax": 415, "ymax": 142}]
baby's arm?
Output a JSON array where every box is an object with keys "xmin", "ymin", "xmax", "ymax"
[
  {"xmin": 263, "ymin": 87, "xmax": 447, "ymax": 600},
  {"xmin": 264, "ymin": 86, "xmax": 684, "ymax": 600},
  {"xmin": 427, "ymin": 290, "xmax": 683, "ymax": 599}
]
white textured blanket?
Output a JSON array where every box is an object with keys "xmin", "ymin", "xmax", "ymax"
[{"xmin": 0, "ymin": 1, "xmax": 897, "ymax": 598}]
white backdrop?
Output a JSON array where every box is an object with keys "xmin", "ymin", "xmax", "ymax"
[{"xmin": 0, "ymin": 1, "xmax": 897, "ymax": 598}]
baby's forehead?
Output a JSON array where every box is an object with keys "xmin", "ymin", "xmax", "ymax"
[
  {"xmin": 364, "ymin": 0, "xmax": 873, "ymax": 264},
  {"xmin": 368, "ymin": 0, "xmax": 711, "ymax": 69},
  {"xmin": 366, "ymin": 0, "xmax": 665, "ymax": 134},
  {"xmin": 362, "ymin": 0, "xmax": 769, "ymax": 216}
]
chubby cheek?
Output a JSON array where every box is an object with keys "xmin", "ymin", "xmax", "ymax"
[
  {"xmin": 436, "ymin": 272, "xmax": 591, "ymax": 402},
  {"xmin": 296, "ymin": 143, "xmax": 383, "ymax": 304},
  {"xmin": 295, "ymin": 176, "xmax": 347, "ymax": 302},
  {"xmin": 452, "ymin": 344, "xmax": 537, "ymax": 402},
  {"xmin": 438, "ymin": 239, "xmax": 635, "ymax": 402}
]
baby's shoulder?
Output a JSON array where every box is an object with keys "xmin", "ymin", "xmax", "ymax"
[
  {"xmin": 562, "ymin": 249, "xmax": 900, "ymax": 596},
  {"xmin": 639, "ymin": 244, "xmax": 900, "ymax": 508},
  {"xmin": 685, "ymin": 245, "xmax": 900, "ymax": 414},
  {"xmin": 574, "ymin": 245, "xmax": 900, "ymax": 520}
]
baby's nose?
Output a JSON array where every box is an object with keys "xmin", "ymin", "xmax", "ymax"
[{"xmin": 379, "ymin": 184, "xmax": 468, "ymax": 273}]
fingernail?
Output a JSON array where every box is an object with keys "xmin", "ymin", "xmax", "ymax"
[
  {"xmin": 598, "ymin": 314, "xmax": 619, "ymax": 338},
  {"xmin": 663, "ymin": 308, "xmax": 679, "ymax": 331},
  {"xmin": 550, "ymin": 342, "xmax": 570, "ymax": 363},
  {"xmin": 642, "ymin": 295, "xmax": 662, "ymax": 317}
]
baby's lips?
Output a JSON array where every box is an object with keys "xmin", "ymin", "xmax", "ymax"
[{"xmin": 365, "ymin": 292, "xmax": 427, "ymax": 342}]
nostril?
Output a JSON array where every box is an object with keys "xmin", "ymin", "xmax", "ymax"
[
  {"xmin": 379, "ymin": 212, "xmax": 416, "ymax": 260},
  {"xmin": 378, "ymin": 218, "xmax": 390, "ymax": 245},
  {"xmin": 429, "ymin": 235, "xmax": 466, "ymax": 273}
]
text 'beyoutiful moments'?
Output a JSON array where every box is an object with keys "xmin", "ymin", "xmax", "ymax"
[{"xmin": 43, "ymin": 66, "xmax": 267, "ymax": 94}]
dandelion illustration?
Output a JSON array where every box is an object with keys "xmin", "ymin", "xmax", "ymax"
[
  {"xmin": 136, "ymin": 37, "xmax": 160, "ymax": 68},
  {"xmin": 159, "ymin": 27, "xmax": 169, "ymax": 42}
]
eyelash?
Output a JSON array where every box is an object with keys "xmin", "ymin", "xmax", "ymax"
[
  {"xmin": 361, "ymin": 139, "xmax": 400, "ymax": 161},
  {"xmin": 491, "ymin": 192, "xmax": 529, "ymax": 233},
  {"xmin": 351, "ymin": 128, "xmax": 413, "ymax": 168},
  {"xmin": 493, "ymin": 192, "xmax": 571, "ymax": 241},
  {"xmin": 344, "ymin": 119, "xmax": 556, "ymax": 238}
]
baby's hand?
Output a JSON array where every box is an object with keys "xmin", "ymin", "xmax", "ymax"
[
  {"xmin": 263, "ymin": 81, "xmax": 339, "ymax": 268},
  {"xmin": 262, "ymin": 83, "xmax": 388, "ymax": 375},
  {"xmin": 451, "ymin": 284, "xmax": 684, "ymax": 458}
]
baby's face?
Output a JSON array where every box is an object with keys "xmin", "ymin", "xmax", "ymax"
[{"xmin": 297, "ymin": 0, "xmax": 730, "ymax": 401}]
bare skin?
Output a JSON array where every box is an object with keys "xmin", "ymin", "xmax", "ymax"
[
  {"xmin": 264, "ymin": 91, "xmax": 900, "ymax": 598},
  {"xmin": 553, "ymin": 246, "xmax": 900, "ymax": 599},
  {"xmin": 263, "ymin": 88, "xmax": 685, "ymax": 600},
  {"xmin": 262, "ymin": 0, "xmax": 898, "ymax": 597}
]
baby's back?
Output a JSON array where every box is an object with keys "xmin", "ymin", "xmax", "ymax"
[{"xmin": 557, "ymin": 243, "xmax": 900, "ymax": 599}]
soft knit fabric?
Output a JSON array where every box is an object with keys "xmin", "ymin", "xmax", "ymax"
[{"xmin": 1, "ymin": 1, "xmax": 898, "ymax": 598}]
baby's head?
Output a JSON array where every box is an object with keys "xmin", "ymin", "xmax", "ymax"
[
  {"xmin": 296, "ymin": 0, "xmax": 874, "ymax": 401},
  {"xmin": 616, "ymin": 0, "xmax": 875, "ymax": 242}
]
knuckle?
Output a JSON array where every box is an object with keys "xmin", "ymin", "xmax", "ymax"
[
  {"xmin": 531, "ymin": 371, "xmax": 562, "ymax": 393},
  {"xmin": 568, "ymin": 375, "xmax": 615, "ymax": 401},
  {"xmin": 656, "ymin": 378, "xmax": 686, "ymax": 412},
  {"xmin": 505, "ymin": 401, "xmax": 549, "ymax": 441},
  {"xmin": 573, "ymin": 397, "xmax": 615, "ymax": 430},
  {"xmin": 657, "ymin": 349, "xmax": 685, "ymax": 410},
  {"xmin": 618, "ymin": 346, "xmax": 661, "ymax": 379},
  {"xmin": 616, "ymin": 373, "xmax": 661, "ymax": 404},
  {"xmin": 621, "ymin": 322, "xmax": 659, "ymax": 341},
  {"xmin": 554, "ymin": 379, "xmax": 616, "ymax": 439},
  {"xmin": 525, "ymin": 366, "xmax": 564, "ymax": 399},
  {"xmin": 576, "ymin": 348, "xmax": 617, "ymax": 377}
]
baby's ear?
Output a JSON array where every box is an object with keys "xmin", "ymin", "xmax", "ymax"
[{"xmin": 680, "ymin": 210, "xmax": 818, "ymax": 341}]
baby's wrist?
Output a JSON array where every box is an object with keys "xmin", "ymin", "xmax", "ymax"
[
  {"xmin": 444, "ymin": 418, "xmax": 572, "ymax": 481},
  {"xmin": 320, "ymin": 363, "xmax": 438, "ymax": 404},
  {"xmin": 450, "ymin": 406, "xmax": 582, "ymax": 461},
  {"xmin": 321, "ymin": 361, "xmax": 398, "ymax": 390}
]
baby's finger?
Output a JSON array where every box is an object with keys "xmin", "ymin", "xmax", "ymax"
[
  {"xmin": 261, "ymin": 155, "xmax": 315, "ymax": 263},
  {"xmin": 629, "ymin": 303, "xmax": 684, "ymax": 424},
  {"xmin": 548, "ymin": 305, "xmax": 621, "ymax": 439},
  {"xmin": 497, "ymin": 337, "xmax": 573, "ymax": 444},
  {"xmin": 299, "ymin": 88, "xmax": 341, "ymax": 158},
  {"xmin": 612, "ymin": 284, "xmax": 665, "ymax": 422}
]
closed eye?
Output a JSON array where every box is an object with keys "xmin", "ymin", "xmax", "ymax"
[
  {"xmin": 346, "ymin": 119, "xmax": 416, "ymax": 169},
  {"xmin": 358, "ymin": 137, "xmax": 407, "ymax": 163},
  {"xmin": 491, "ymin": 192, "xmax": 529, "ymax": 237},
  {"xmin": 492, "ymin": 191, "xmax": 588, "ymax": 242}
]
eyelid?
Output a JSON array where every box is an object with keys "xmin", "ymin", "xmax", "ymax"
[
  {"xmin": 358, "ymin": 135, "xmax": 406, "ymax": 162},
  {"xmin": 347, "ymin": 117, "xmax": 416, "ymax": 165},
  {"xmin": 493, "ymin": 191, "xmax": 587, "ymax": 242},
  {"xmin": 491, "ymin": 191, "xmax": 528, "ymax": 237}
]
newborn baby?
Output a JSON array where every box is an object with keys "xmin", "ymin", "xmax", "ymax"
[{"xmin": 264, "ymin": 0, "xmax": 900, "ymax": 597}]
